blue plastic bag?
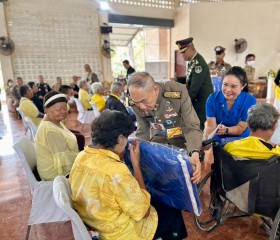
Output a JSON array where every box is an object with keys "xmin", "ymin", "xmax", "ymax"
[{"xmin": 124, "ymin": 138, "xmax": 202, "ymax": 216}]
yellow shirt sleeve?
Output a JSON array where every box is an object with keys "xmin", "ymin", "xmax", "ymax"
[
  {"xmin": 91, "ymin": 94, "xmax": 105, "ymax": 112},
  {"xmin": 79, "ymin": 89, "xmax": 92, "ymax": 110}
]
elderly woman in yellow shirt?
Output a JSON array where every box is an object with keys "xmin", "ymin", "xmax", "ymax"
[
  {"xmin": 90, "ymin": 82, "xmax": 105, "ymax": 112},
  {"xmin": 19, "ymin": 85, "xmax": 44, "ymax": 126},
  {"xmin": 70, "ymin": 110, "xmax": 187, "ymax": 240},
  {"xmin": 35, "ymin": 91, "xmax": 79, "ymax": 181}
]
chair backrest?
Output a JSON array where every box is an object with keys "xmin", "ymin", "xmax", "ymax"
[
  {"xmin": 74, "ymin": 98, "xmax": 86, "ymax": 113},
  {"xmin": 53, "ymin": 176, "xmax": 92, "ymax": 240},
  {"xmin": 90, "ymin": 103, "xmax": 100, "ymax": 118},
  {"xmin": 16, "ymin": 107, "xmax": 29, "ymax": 131},
  {"xmin": 13, "ymin": 136, "xmax": 39, "ymax": 191},
  {"xmin": 25, "ymin": 117, "xmax": 38, "ymax": 142}
]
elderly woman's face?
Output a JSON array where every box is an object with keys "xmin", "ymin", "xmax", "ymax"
[
  {"xmin": 45, "ymin": 102, "xmax": 68, "ymax": 122},
  {"xmin": 222, "ymin": 75, "xmax": 245, "ymax": 101}
]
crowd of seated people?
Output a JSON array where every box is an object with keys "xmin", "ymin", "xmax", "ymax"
[{"xmin": 9, "ymin": 59, "xmax": 280, "ymax": 239}]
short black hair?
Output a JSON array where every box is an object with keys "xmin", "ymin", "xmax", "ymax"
[
  {"xmin": 91, "ymin": 110, "xmax": 135, "ymax": 148},
  {"xmin": 59, "ymin": 85, "xmax": 72, "ymax": 94},
  {"xmin": 123, "ymin": 60, "xmax": 129, "ymax": 65},
  {"xmin": 245, "ymin": 54, "xmax": 255, "ymax": 61},
  {"xmin": 224, "ymin": 66, "xmax": 248, "ymax": 92},
  {"xmin": 27, "ymin": 81, "xmax": 35, "ymax": 89},
  {"xmin": 19, "ymin": 85, "xmax": 30, "ymax": 97}
]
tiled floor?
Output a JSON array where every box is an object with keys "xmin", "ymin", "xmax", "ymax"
[{"xmin": 0, "ymin": 102, "xmax": 270, "ymax": 240}]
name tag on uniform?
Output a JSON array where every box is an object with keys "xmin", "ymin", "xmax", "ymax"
[
  {"xmin": 151, "ymin": 122, "xmax": 166, "ymax": 136},
  {"xmin": 167, "ymin": 127, "xmax": 183, "ymax": 139}
]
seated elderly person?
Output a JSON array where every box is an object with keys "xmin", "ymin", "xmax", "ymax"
[
  {"xmin": 91, "ymin": 82, "xmax": 105, "ymax": 112},
  {"xmin": 70, "ymin": 110, "xmax": 187, "ymax": 240},
  {"xmin": 19, "ymin": 85, "xmax": 44, "ymax": 126},
  {"xmin": 224, "ymin": 103, "xmax": 280, "ymax": 158},
  {"xmin": 204, "ymin": 66, "xmax": 256, "ymax": 144},
  {"xmin": 35, "ymin": 91, "xmax": 79, "ymax": 181},
  {"xmin": 105, "ymin": 81, "xmax": 136, "ymax": 121},
  {"xmin": 78, "ymin": 80, "xmax": 92, "ymax": 111}
]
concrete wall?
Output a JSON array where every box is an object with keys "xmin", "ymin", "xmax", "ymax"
[
  {"xmin": 2, "ymin": 0, "xmax": 109, "ymax": 86},
  {"xmin": 170, "ymin": 5, "xmax": 190, "ymax": 78},
  {"xmin": 188, "ymin": 1, "xmax": 280, "ymax": 78}
]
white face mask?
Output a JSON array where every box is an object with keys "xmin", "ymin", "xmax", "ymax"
[{"xmin": 246, "ymin": 60, "xmax": 255, "ymax": 67}]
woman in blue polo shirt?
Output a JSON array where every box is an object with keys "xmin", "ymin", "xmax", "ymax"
[{"xmin": 204, "ymin": 66, "xmax": 256, "ymax": 145}]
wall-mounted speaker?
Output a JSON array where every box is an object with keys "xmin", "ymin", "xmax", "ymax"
[{"xmin": 100, "ymin": 26, "xmax": 112, "ymax": 34}]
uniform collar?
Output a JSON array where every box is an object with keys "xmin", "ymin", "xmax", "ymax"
[
  {"xmin": 218, "ymin": 91, "xmax": 243, "ymax": 115},
  {"xmin": 189, "ymin": 52, "xmax": 198, "ymax": 63},
  {"xmin": 110, "ymin": 93, "xmax": 120, "ymax": 100},
  {"xmin": 154, "ymin": 83, "xmax": 163, "ymax": 111}
]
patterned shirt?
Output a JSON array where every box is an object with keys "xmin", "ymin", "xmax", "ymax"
[{"xmin": 70, "ymin": 146, "xmax": 158, "ymax": 240}]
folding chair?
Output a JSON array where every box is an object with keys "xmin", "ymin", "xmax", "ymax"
[
  {"xmin": 24, "ymin": 117, "xmax": 38, "ymax": 142},
  {"xmin": 74, "ymin": 98, "xmax": 100, "ymax": 130},
  {"xmin": 53, "ymin": 176, "xmax": 99, "ymax": 240},
  {"xmin": 16, "ymin": 107, "xmax": 30, "ymax": 135},
  {"xmin": 13, "ymin": 136, "xmax": 69, "ymax": 240}
]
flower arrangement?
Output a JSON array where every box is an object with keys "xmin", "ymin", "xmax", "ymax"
[{"xmin": 267, "ymin": 69, "xmax": 276, "ymax": 78}]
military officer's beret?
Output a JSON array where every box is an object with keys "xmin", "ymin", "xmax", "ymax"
[
  {"xmin": 214, "ymin": 46, "xmax": 226, "ymax": 55},
  {"xmin": 176, "ymin": 37, "xmax": 193, "ymax": 53}
]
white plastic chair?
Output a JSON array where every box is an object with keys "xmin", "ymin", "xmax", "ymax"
[
  {"xmin": 74, "ymin": 98, "xmax": 100, "ymax": 130},
  {"xmin": 24, "ymin": 117, "xmax": 38, "ymax": 142},
  {"xmin": 16, "ymin": 107, "xmax": 30, "ymax": 135},
  {"xmin": 13, "ymin": 136, "xmax": 70, "ymax": 240},
  {"xmin": 53, "ymin": 176, "xmax": 98, "ymax": 240}
]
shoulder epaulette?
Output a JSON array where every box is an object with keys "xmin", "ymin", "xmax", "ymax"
[
  {"xmin": 128, "ymin": 99, "xmax": 135, "ymax": 106},
  {"xmin": 163, "ymin": 91, "xmax": 181, "ymax": 99}
]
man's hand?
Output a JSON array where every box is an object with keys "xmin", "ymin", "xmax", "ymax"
[{"xmin": 189, "ymin": 152, "xmax": 201, "ymax": 184}]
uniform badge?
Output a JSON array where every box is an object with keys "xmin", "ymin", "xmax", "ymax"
[
  {"xmin": 164, "ymin": 112, "xmax": 178, "ymax": 119},
  {"xmin": 195, "ymin": 66, "xmax": 202, "ymax": 74},
  {"xmin": 128, "ymin": 99, "xmax": 135, "ymax": 106},
  {"xmin": 167, "ymin": 127, "xmax": 183, "ymax": 139},
  {"xmin": 166, "ymin": 119, "xmax": 173, "ymax": 125},
  {"xmin": 163, "ymin": 92, "xmax": 181, "ymax": 99}
]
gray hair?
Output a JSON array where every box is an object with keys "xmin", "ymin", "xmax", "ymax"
[
  {"xmin": 91, "ymin": 82, "xmax": 103, "ymax": 94},
  {"xmin": 78, "ymin": 80, "xmax": 87, "ymax": 88},
  {"xmin": 247, "ymin": 103, "xmax": 280, "ymax": 132},
  {"xmin": 111, "ymin": 81, "xmax": 123, "ymax": 93},
  {"xmin": 127, "ymin": 72, "xmax": 155, "ymax": 92}
]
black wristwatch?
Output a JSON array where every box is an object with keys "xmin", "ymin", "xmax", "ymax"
[
  {"xmin": 225, "ymin": 127, "xmax": 229, "ymax": 135},
  {"xmin": 189, "ymin": 149, "xmax": 204, "ymax": 162},
  {"xmin": 189, "ymin": 149, "xmax": 200, "ymax": 157}
]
